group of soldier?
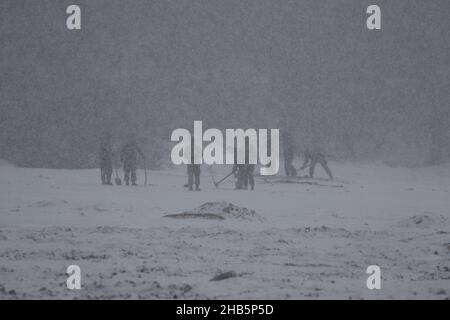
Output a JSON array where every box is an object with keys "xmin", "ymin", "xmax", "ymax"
[
  {"xmin": 99, "ymin": 133, "xmax": 145, "ymax": 186},
  {"xmin": 282, "ymin": 132, "xmax": 333, "ymax": 180},
  {"xmin": 184, "ymin": 136, "xmax": 256, "ymax": 191},
  {"xmin": 99, "ymin": 131, "xmax": 333, "ymax": 190}
]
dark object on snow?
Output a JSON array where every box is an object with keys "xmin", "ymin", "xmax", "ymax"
[
  {"xmin": 187, "ymin": 164, "xmax": 200, "ymax": 191},
  {"xmin": 164, "ymin": 212, "xmax": 225, "ymax": 220},
  {"xmin": 210, "ymin": 271, "xmax": 237, "ymax": 281},
  {"xmin": 299, "ymin": 150, "xmax": 333, "ymax": 180},
  {"xmin": 164, "ymin": 201, "xmax": 263, "ymax": 222},
  {"xmin": 212, "ymin": 172, "xmax": 234, "ymax": 188},
  {"xmin": 233, "ymin": 137, "xmax": 255, "ymax": 190},
  {"xmin": 263, "ymin": 177, "xmax": 343, "ymax": 188},
  {"xmin": 114, "ymin": 168, "xmax": 122, "ymax": 185},
  {"xmin": 120, "ymin": 138, "xmax": 145, "ymax": 186},
  {"xmin": 99, "ymin": 134, "xmax": 113, "ymax": 185},
  {"xmin": 186, "ymin": 137, "xmax": 200, "ymax": 191},
  {"xmin": 142, "ymin": 158, "xmax": 148, "ymax": 186},
  {"xmin": 234, "ymin": 164, "xmax": 255, "ymax": 190}
]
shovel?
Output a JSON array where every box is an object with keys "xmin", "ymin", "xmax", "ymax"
[{"xmin": 212, "ymin": 172, "xmax": 234, "ymax": 188}]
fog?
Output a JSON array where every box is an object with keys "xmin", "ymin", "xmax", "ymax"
[{"xmin": 1, "ymin": 0, "xmax": 449, "ymax": 168}]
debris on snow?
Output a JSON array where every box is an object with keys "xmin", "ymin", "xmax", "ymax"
[
  {"xmin": 164, "ymin": 202, "xmax": 265, "ymax": 222},
  {"xmin": 210, "ymin": 271, "xmax": 237, "ymax": 281},
  {"xmin": 394, "ymin": 213, "xmax": 448, "ymax": 229}
]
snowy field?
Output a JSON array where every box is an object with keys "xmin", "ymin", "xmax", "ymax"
[{"xmin": 0, "ymin": 162, "xmax": 449, "ymax": 299}]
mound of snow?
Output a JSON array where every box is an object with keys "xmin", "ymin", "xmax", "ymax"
[
  {"xmin": 394, "ymin": 213, "xmax": 448, "ymax": 229},
  {"xmin": 164, "ymin": 201, "xmax": 264, "ymax": 222}
]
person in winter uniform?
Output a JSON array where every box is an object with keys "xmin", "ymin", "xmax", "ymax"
[
  {"xmin": 282, "ymin": 132, "xmax": 297, "ymax": 177},
  {"xmin": 239, "ymin": 164, "xmax": 255, "ymax": 190},
  {"xmin": 187, "ymin": 164, "xmax": 201, "ymax": 191},
  {"xmin": 120, "ymin": 136, "xmax": 145, "ymax": 186},
  {"xmin": 233, "ymin": 137, "xmax": 255, "ymax": 190},
  {"xmin": 99, "ymin": 133, "xmax": 113, "ymax": 185},
  {"xmin": 232, "ymin": 164, "xmax": 245, "ymax": 189},
  {"xmin": 187, "ymin": 136, "xmax": 201, "ymax": 191},
  {"xmin": 299, "ymin": 149, "xmax": 333, "ymax": 180}
]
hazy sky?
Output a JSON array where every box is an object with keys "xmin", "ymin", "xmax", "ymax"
[{"xmin": 1, "ymin": 0, "xmax": 449, "ymax": 167}]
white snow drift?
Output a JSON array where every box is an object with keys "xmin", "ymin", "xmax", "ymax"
[{"xmin": 0, "ymin": 162, "xmax": 449, "ymax": 299}]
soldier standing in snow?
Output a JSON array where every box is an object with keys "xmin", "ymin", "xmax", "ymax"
[
  {"xmin": 243, "ymin": 164, "xmax": 255, "ymax": 190},
  {"xmin": 120, "ymin": 136, "xmax": 145, "ymax": 186},
  {"xmin": 299, "ymin": 149, "xmax": 333, "ymax": 180},
  {"xmin": 234, "ymin": 137, "xmax": 255, "ymax": 190},
  {"xmin": 187, "ymin": 136, "xmax": 201, "ymax": 191},
  {"xmin": 99, "ymin": 133, "xmax": 113, "ymax": 185},
  {"xmin": 233, "ymin": 164, "xmax": 245, "ymax": 189}
]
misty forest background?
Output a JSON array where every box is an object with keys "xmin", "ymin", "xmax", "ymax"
[{"xmin": 1, "ymin": 0, "xmax": 449, "ymax": 169}]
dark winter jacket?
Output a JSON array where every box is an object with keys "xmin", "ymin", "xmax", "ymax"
[
  {"xmin": 99, "ymin": 142, "xmax": 113, "ymax": 166},
  {"xmin": 120, "ymin": 142, "xmax": 144, "ymax": 166}
]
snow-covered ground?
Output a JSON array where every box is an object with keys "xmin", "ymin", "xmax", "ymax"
[{"xmin": 0, "ymin": 162, "xmax": 449, "ymax": 299}]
